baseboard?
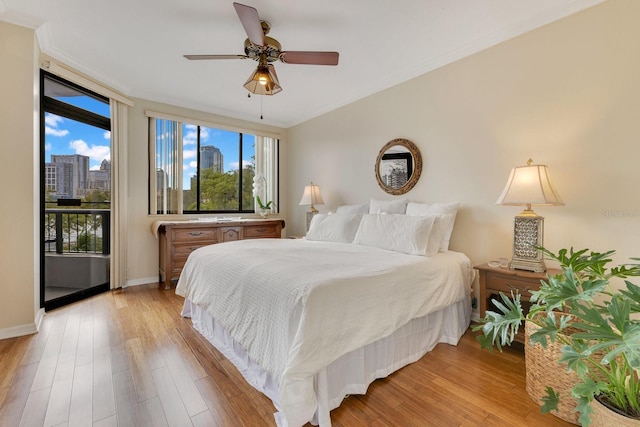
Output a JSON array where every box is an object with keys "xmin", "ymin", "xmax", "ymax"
[
  {"xmin": 124, "ymin": 276, "xmax": 158, "ymax": 288},
  {"xmin": 0, "ymin": 312, "xmax": 42, "ymax": 340},
  {"xmin": 34, "ymin": 308, "xmax": 45, "ymax": 331}
]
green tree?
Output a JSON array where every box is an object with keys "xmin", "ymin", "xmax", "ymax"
[
  {"xmin": 83, "ymin": 189, "xmax": 111, "ymax": 208},
  {"xmin": 200, "ymin": 169, "xmax": 239, "ymax": 210},
  {"xmin": 242, "ymin": 163, "xmax": 255, "ymax": 211}
]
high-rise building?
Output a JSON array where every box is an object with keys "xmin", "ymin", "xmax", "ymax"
[
  {"xmin": 45, "ymin": 162, "xmax": 74, "ymax": 198},
  {"xmin": 200, "ymin": 145, "xmax": 223, "ymax": 173},
  {"xmin": 51, "ymin": 154, "xmax": 90, "ymax": 198},
  {"xmin": 89, "ymin": 159, "xmax": 111, "ymax": 191}
]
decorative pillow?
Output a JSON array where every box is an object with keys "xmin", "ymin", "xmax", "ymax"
[
  {"xmin": 336, "ymin": 204, "xmax": 369, "ymax": 215},
  {"xmin": 406, "ymin": 202, "xmax": 460, "ymax": 251},
  {"xmin": 353, "ymin": 214, "xmax": 437, "ymax": 256},
  {"xmin": 305, "ymin": 213, "xmax": 363, "ymax": 243},
  {"xmin": 369, "ymin": 198, "xmax": 408, "ymax": 214}
]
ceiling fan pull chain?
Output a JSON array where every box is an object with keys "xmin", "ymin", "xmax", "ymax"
[{"xmin": 260, "ymin": 95, "xmax": 263, "ymax": 120}]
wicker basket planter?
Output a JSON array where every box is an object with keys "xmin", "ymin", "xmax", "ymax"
[
  {"xmin": 525, "ymin": 320, "xmax": 580, "ymax": 425},
  {"xmin": 590, "ymin": 396, "xmax": 640, "ymax": 427}
]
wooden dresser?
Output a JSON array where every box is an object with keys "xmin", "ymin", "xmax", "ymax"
[{"xmin": 157, "ymin": 219, "xmax": 284, "ymax": 289}]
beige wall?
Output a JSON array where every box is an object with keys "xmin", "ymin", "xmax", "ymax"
[
  {"xmin": 0, "ymin": 21, "xmax": 40, "ymax": 336},
  {"xmin": 286, "ymin": 0, "xmax": 640, "ymax": 300}
]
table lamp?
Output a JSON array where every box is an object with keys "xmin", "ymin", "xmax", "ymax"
[
  {"xmin": 299, "ymin": 181, "xmax": 324, "ymax": 231},
  {"xmin": 496, "ymin": 159, "xmax": 564, "ymax": 272}
]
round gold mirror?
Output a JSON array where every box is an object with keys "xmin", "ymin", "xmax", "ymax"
[{"xmin": 375, "ymin": 138, "xmax": 422, "ymax": 195}]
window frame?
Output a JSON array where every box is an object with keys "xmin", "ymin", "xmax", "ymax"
[
  {"xmin": 147, "ymin": 110, "xmax": 280, "ymax": 216},
  {"xmin": 185, "ymin": 125, "xmax": 251, "ymax": 214}
]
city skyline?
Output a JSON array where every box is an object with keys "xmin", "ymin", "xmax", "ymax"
[{"xmin": 45, "ymin": 95, "xmax": 256, "ymax": 192}]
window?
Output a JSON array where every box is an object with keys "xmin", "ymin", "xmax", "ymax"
[{"xmin": 149, "ymin": 115, "xmax": 279, "ymax": 215}]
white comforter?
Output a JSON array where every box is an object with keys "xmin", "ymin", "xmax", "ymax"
[{"xmin": 176, "ymin": 238, "xmax": 473, "ymax": 426}]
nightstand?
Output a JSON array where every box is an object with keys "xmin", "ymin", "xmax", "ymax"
[{"xmin": 474, "ymin": 263, "xmax": 562, "ymax": 344}]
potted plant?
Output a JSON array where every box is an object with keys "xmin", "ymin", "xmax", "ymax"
[
  {"xmin": 256, "ymin": 196, "xmax": 273, "ymax": 218},
  {"xmin": 474, "ymin": 247, "xmax": 640, "ymax": 426}
]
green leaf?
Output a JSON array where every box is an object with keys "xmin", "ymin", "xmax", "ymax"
[
  {"xmin": 621, "ymin": 281, "xmax": 640, "ymax": 313},
  {"xmin": 256, "ymin": 196, "xmax": 272, "ymax": 209},
  {"xmin": 540, "ymin": 386, "xmax": 560, "ymax": 414},
  {"xmin": 474, "ymin": 292, "xmax": 525, "ymax": 350},
  {"xmin": 558, "ymin": 343, "xmax": 590, "ymax": 378},
  {"xmin": 576, "ymin": 396, "xmax": 594, "ymax": 427},
  {"xmin": 572, "ymin": 378, "xmax": 602, "ymax": 427}
]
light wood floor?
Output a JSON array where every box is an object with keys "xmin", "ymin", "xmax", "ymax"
[{"xmin": 0, "ymin": 284, "xmax": 572, "ymax": 427}]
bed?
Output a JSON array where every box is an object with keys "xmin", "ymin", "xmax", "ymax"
[{"xmin": 176, "ymin": 203, "xmax": 473, "ymax": 426}]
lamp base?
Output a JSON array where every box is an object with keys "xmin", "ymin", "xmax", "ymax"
[
  {"xmin": 510, "ymin": 257, "xmax": 546, "ymax": 273},
  {"xmin": 510, "ymin": 213, "xmax": 546, "ymax": 272},
  {"xmin": 305, "ymin": 211, "xmax": 317, "ymax": 232}
]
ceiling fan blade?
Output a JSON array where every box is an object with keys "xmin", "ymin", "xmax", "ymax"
[
  {"xmin": 184, "ymin": 54, "xmax": 248, "ymax": 60},
  {"xmin": 279, "ymin": 51, "xmax": 339, "ymax": 66},
  {"xmin": 233, "ymin": 2, "xmax": 265, "ymax": 46}
]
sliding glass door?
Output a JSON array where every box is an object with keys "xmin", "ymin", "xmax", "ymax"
[{"xmin": 41, "ymin": 71, "xmax": 112, "ymax": 311}]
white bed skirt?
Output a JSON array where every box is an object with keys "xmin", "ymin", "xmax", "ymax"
[{"xmin": 182, "ymin": 291, "xmax": 471, "ymax": 427}]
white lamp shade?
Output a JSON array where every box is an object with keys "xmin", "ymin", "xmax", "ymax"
[
  {"xmin": 496, "ymin": 163, "xmax": 564, "ymax": 207},
  {"xmin": 298, "ymin": 182, "xmax": 324, "ymax": 206}
]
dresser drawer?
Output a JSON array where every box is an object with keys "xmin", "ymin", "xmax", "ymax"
[
  {"xmin": 486, "ymin": 273, "xmax": 538, "ymax": 297},
  {"xmin": 220, "ymin": 227, "xmax": 242, "ymax": 242},
  {"xmin": 173, "ymin": 243, "xmax": 210, "ymax": 257},
  {"xmin": 172, "ymin": 227, "xmax": 220, "ymax": 243},
  {"xmin": 171, "ymin": 257, "xmax": 188, "ymax": 276},
  {"xmin": 244, "ymin": 224, "xmax": 280, "ymax": 238}
]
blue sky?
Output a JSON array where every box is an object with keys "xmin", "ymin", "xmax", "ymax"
[
  {"xmin": 44, "ymin": 95, "xmax": 111, "ymax": 170},
  {"xmin": 45, "ymin": 95, "xmax": 255, "ymax": 189}
]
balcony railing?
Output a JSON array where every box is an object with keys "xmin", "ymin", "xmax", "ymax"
[{"xmin": 44, "ymin": 207, "xmax": 110, "ymax": 255}]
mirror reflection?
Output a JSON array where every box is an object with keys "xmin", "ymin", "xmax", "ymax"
[{"xmin": 375, "ymin": 139, "xmax": 422, "ymax": 195}]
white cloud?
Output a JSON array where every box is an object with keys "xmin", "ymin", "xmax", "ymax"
[
  {"xmin": 69, "ymin": 139, "xmax": 110, "ymax": 162},
  {"xmin": 183, "ymin": 124, "xmax": 197, "ymax": 145},
  {"xmin": 183, "ymin": 124, "xmax": 211, "ymax": 145},
  {"xmin": 229, "ymin": 160, "xmax": 253, "ymax": 170},
  {"xmin": 103, "ymin": 130, "xmax": 111, "ymax": 140},
  {"xmin": 44, "ymin": 113, "xmax": 69, "ymax": 137},
  {"xmin": 188, "ymin": 161, "xmax": 197, "ymax": 168},
  {"xmin": 45, "ymin": 113, "xmax": 63, "ymax": 127},
  {"xmin": 45, "ymin": 127, "xmax": 69, "ymax": 137},
  {"xmin": 183, "ymin": 149, "xmax": 197, "ymax": 160}
]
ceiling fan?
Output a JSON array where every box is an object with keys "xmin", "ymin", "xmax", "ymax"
[{"xmin": 184, "ymin": 2, "xmax": 339, "ymax": 96}]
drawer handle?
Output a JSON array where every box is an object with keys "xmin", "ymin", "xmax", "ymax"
[
  {"xmin": 507, "ymin": 284, "xmax": 531, "ymax": 293},
  {"xmin": 189, "ymin": 231, "xmax": 204, "ymax": 236},
  {"xmin": 255, "ymin": 228, "xmax": 267, "ymax": 232}
]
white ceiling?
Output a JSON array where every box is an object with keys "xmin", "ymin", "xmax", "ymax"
[{"xmin": 2, "ymin": 0, "xmax": 604, "ymax": 128}]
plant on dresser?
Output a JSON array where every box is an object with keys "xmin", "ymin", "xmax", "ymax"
[{"xmin": 474, "ymin": 247, "xmax": 640, "ymax": 426}]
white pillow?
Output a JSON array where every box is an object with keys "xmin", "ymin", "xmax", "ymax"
[
  {"xmin": 406, "ymin": 202, "xmax": 460, "ymax": 251},
  {"xmin": 336, "ymin": 204, "xmax": 369, "ymax": 215},
  {"xmin": 353, "ymin": 214, "xmax": 437, "ymax": 256},
  {"xmin": 369, "ymin": 198, "xmax": 408, "ymax": 214},
  {"xmin": 305, "ymin": 213, "xmax": 363, "ymax": 243},
  {"xmin": 425, "ymin": 214, "xmax": 454, "ymax": 255}
]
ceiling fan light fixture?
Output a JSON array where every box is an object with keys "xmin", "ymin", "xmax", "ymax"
[{"xmin": 243, "ymin": 63, "xmax": 282, "ymax": 95}]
